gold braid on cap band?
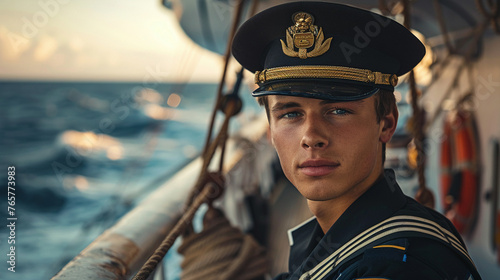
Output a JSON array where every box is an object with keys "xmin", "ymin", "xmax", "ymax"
[{"xmin": 254, "ymin": 65, "xmax": 398, "ymax": 87}]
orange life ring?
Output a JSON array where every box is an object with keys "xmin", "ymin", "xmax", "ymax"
[{"xmin": 439, "ymin": 110, "xmax": 479, "ymax": 235}]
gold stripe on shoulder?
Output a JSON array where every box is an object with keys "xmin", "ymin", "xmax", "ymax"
[{"xmin": 372, "ymin": 244, "xmax": 406, "ymax": 251}]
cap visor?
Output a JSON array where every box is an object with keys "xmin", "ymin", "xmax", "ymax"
[{"xmin": 253, "ymin": 80, "xmax": 380, "ymax": 101}]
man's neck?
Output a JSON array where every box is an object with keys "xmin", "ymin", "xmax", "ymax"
[
  {"xmin": 308, "ymin": 170, "xmax": 385, "ymax": 233},
  {"xmin": 308, "ymin": 199, "xmax": 353, "ymax": 233}
]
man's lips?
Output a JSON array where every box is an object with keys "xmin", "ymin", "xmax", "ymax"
[{"xmin": 298, "ymin": 160, "xmax": 340, "ymax": 177}]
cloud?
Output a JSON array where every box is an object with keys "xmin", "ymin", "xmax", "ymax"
[
  {"xmin": 0, "ymin": 25, "xmax": 31, "ymax": 61},
  {"xmin": 33, "ymin": 34, "xmax": 58, "ymax": 61},
  {"xmin": 68, "ymin": 36, "xmax": 84, "ymax": 52},
  {"xmin": 0, "ymin": 1, "xmax": 225, "ymax": 82}
]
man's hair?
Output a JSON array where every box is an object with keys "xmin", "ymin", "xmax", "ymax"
[{"xmin": 257, "ymin": 89, "xmax": 397, "ymax": 163}]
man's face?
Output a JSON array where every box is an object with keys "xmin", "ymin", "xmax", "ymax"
[{"xmin": 268, "ymin": 95, "xmax": 392, "ymax": 203}]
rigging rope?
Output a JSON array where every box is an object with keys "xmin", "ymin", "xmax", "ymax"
[
  {"xmin": 132, "ymin": 1, "xmax": 267, "ymax": 279},
  {"xmin": 423, "ymin": 18, "xmax": 489, "ymax": 130},
  {"xmin": 403, "ymin": 0, "xmax": 435, "ymax": 208},
  {"xmin": 433, "ymin": 0, "xmax": 456, "ymax": 54},
  {"xmin": 475, "ymin": 0, "xmax": 500, "ymax": 33},
  {"xmin": 201, "ymin": 0, "xmax": 247, "ymax": 168},
  {"xmin": 132, "ymin": 181, "xmax": 220, "ymax": 280},
  {"xmin": 408, "ymin": 0, "xmax": 496, "ymax": 207},
  {"xmin": 132, "ymin": 99, "xmax": 238, "ymax": 280}
]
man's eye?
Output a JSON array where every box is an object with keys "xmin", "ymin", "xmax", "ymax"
[
  {"xmin": 279, "ymin": 111, "xmax": 301, "ymax": 119},
  {"xmin": 328, "ymin": 108, "xmax": 350, "ymax": 115}
]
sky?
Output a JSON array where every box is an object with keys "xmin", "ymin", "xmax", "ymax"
[{"xmin": 0, "ymin": 0, "xmax": 228, "ymax": 82}]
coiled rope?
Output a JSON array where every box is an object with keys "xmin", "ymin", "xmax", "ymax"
[{"xmin": 178, "ymin": 207, "xmax": 268, "ymax": 280}]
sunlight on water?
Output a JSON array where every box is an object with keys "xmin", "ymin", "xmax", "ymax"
[
  {"xmin": 0, "ymin": 81, "xmax": 262, "ymax": 280},
  {"xmin": 73, "ymin": 175, "xmax": 89, "ymax": 191},
  {"xmin": 135, "ymin": 87, "xmax": 165, "ymax": 104},
  {"xmin": 60, "ymin": 131, "xmax": 123, "ymax": 154},
  {"xmin": 144, "ymin": 103, "xmax": 176, "ymax": 120}
]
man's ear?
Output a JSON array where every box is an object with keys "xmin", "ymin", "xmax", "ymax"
[{"xmin": 379, "ymin": 107, "xmax": 398, "ymax": 143}]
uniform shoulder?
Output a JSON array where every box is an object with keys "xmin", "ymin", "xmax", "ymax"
[
  {"xmin": 398, "ymin": 195, "xmax": 464, "ymax": 241},
  {"xmin": 341, "ymin": 237, "xmax": 475, "ymax": 280}
]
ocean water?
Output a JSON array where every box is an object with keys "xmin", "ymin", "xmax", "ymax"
[{"xmin": 0, "ymin": 81, "xmax": 261, "ymax": 280}]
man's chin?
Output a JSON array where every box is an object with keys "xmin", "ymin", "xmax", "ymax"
[{"xmin": 303, "ymin": 192, "xmax": 341, "ymax": 202}]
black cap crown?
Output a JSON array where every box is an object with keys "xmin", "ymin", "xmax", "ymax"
[{"xmin": 232, "ymin": 1, "xmax": 425, "ymax": 101}]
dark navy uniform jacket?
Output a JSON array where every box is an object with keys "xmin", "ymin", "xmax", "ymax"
[{"xmin": 273, "ymin": 169, "xmax": 481, "ymax": 280}]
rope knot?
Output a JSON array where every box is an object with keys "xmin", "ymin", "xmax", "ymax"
[{"xmin": 203, "ymin": 172, "xmax": 225, "ymax": 204}]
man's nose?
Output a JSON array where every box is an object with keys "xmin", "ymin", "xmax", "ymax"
[{"xmin": 300, "ymin": 116, "xmax": 329, "ymax": 149}]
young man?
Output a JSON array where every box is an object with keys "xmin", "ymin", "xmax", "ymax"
[{"xmin": 232, "ymin": 2, "xmax": 481, "ymax": 279}]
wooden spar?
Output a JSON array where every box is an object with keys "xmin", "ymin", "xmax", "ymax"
[
  {"xmin": 50, "ymin": 159, "xmax": 200, "ymax": 280},
  {"xmin": 51, "ymin": 114, "xmax": 270, "ymax": 280}
]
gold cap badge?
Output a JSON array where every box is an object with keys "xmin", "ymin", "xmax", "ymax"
[{"xmin": 280, "ymin": 12, "xmax": 333, "ymax": 59}]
